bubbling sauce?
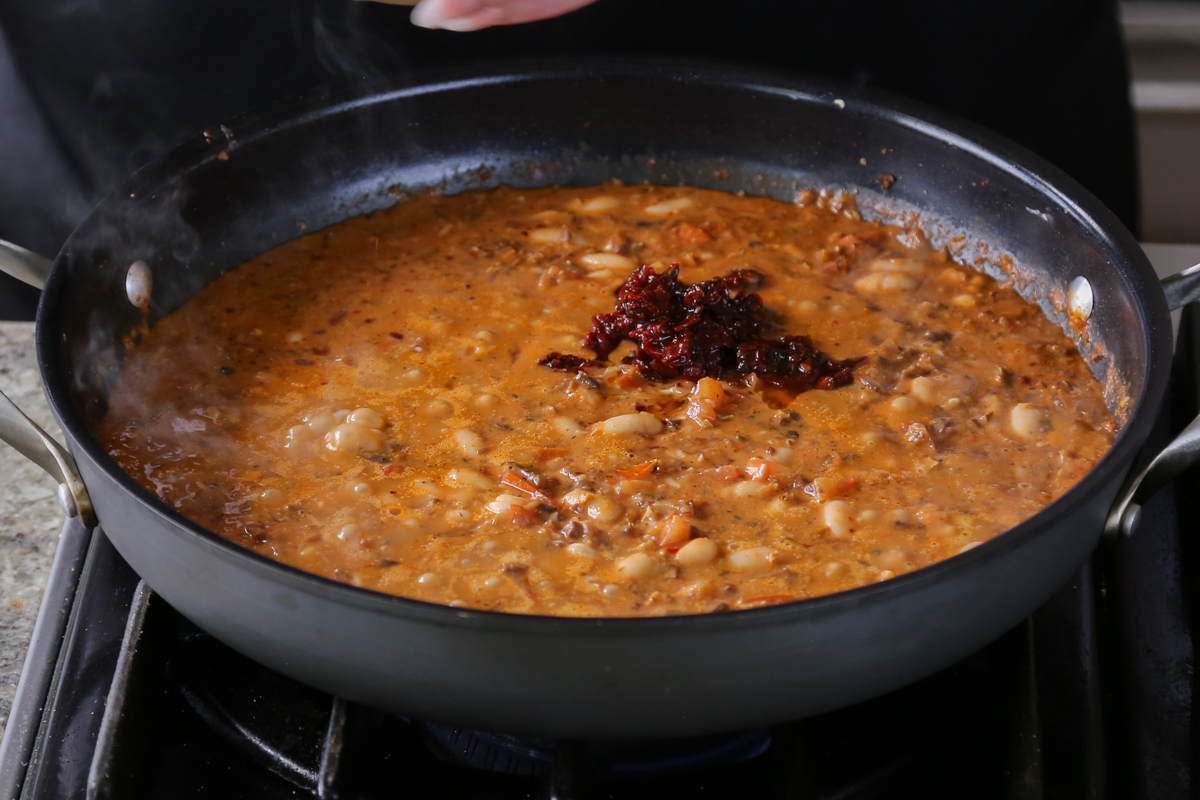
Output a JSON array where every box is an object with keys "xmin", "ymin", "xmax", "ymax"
[{"xmin": 98, "ymin": 184, "xmax": 1114, "ymax": 616}]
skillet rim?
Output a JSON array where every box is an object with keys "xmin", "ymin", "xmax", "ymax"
[{"xmin": 37, "ymin": 58, "xmax": 1172, "ymax": 632}]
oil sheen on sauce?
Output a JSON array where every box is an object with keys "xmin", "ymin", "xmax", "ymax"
[{"xmin": 98, "ymin": 184, "xmax": 1115, "ymax": 617}]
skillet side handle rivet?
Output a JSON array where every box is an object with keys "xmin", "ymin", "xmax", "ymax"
[
  {"xmin": 1068, "ymin": 276, "xmax": 1093, "ymax": 320},
  {"xmin": 126, "ymin": 261, "xmax": 152, "ymax": 309}
]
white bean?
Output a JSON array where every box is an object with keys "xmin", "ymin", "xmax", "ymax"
[
  {"xmin": 586, "ymin": 496, "xmax": 623, "ymax": 523},
  {"xmin": 644, "ymin": 197, "xmax": 693, "ymax": 215},
  {"xmin": 424, "ymin": 399, "xmax": 455, "ymax": 419},
  {"xmin": 769, "ymin": 447, "xmax": 794, "ymax": 465},
  {"xmin": 402, "ymin": 367, "xmax": 429, "ymax": 384},
  {"xmin": 567, "ymin": 542, "xmax": 599, "ymax": 559},
  {"xmin": 580, "ymin": 195, "xmax": 620, "ymax": 213},
  {"xmin": 909, "ymin": 376, "xmax": 937, "ymax": 405},
  {"xmin": 731, "ymin": 480, "xmax": 777, "ymax": 498},
  {"xmin": 454, "ymin": 429, "xmax": 486, "ymax": 457},
  {"xmin": 561, "ymin": 489, "xmax": 592, "ymax": 507},
  {"xmin": 413, "ymin": 479, "xmax": 444, "ymax": 498},
  {"xmin": 728, "ymin": 547, "xmax": 777, "ymax": 572},
  {"xmin": 823, "ymin": 500, "xmax": 853, "ymax": 537},
  {"xmin": 485, "ymin": 494, "xmax": 527, "ymax": 514},
  {"xmin": 306, "ymin": 414, "xmax": 338, "ymax": 436},
  {"xmin": 553, "ymin": 417, "xmax": 586, "ymax": 437},
  {"xmin": 616, "ymin": 552, "xmax": 658, "ymax": 580},
  {"xmin": 870, "ymin": 257, "xmax": 924, "ymax": 273},
  {"xmin": 822, "ymin": 561, "xmax": 847, "ymax": 577},
  {"xmin": 596, "ymin": 412, "xmax": 663, "ymax": 436},
  {"xmin": 952, "ymin": 293, "xmax": 977, "ymax": 308},
  {"xmin": 284, "ymin": 426, "xmax": 311, "ymax": 448},
  {"xmin": 880, "ymin": 273, "xmax": 918, "ymax": 291},
  {"xmin": 325, "ymin": 423, "xmax": 385, "ymax": 454},
  {"xmin": 890, "ymin": 396, "xmax": 917, "ymax": 412},
  {"xmin": 448, "ymin": 468, "xmax": 493, "ymax": 490},
  {"xmin": 579, "ymin": 252, "xmax": 636, "ymax": 270},
  {"xmin": 529, "ymin": 226, "xmax": 570, "ymax": 244},
  {"xmin": 854, "ymin": 271, "xmax": 917, "ymax": 293},
  {"xmin": 347, "ymin": 408, "xmax": 385, "ymax": 429},
  {"xmin": 1010, "ymin": 403, "xmax": 1045, "ymax": 440},
  {"xmin": 616, "ymin": 479, "xmax": 653, "ymax": 497},
  {"xmin": 675, "ymin": 537, "xmax": 718, "ymax": 566},
  {"xmin": 475, "ymin": 393, "xmax": 500, "ymax": 409}
]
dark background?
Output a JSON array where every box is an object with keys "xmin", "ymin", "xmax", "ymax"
[{"xmin": 0, "ymin": 0, "xmax": 1138, "ymax": 318}]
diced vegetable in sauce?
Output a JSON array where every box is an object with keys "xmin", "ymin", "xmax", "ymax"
[{"xmin": 98, "ymin": 184, "xmax": 1114, "ymax": 617}]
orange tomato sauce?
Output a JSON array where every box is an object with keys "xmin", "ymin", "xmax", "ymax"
[{"xmin": 97, "ymin": 184, "xmax": 1114, "ymax": 616}]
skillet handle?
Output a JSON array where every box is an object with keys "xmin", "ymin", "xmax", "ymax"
[
  {"xmin": 0, "ymin": 240, "xmax": 52, "ymax": 290},
  {"xmin": 1105, "ymin": 412, "xmax": 1200, "ymax": 537},
  {"xmin": 1163, "ymin": 262, "xmax": 1200, "ymax": 312},
  {"xmin": 0, "ymin": 239, "xmax": 92, "ymax": 524},
  {"xmin": 1107, "ymin": 262, "xmax": 1200, "ymax": 537},
  {"xmin": 0, "ymin": 390, "xmax": 95, "ymax": 527}
]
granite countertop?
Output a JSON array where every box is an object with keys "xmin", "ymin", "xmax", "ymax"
[{"xmin": 0, "ymin": 322, "xmax": 66, "ymax": 740}]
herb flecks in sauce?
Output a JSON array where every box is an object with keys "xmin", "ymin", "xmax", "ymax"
[{"xmin": 98, "ymin": 184, "xmax": 1115, "ymax": 617}]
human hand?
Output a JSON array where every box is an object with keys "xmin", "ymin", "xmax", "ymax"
[{"xmin": 407, "ymin": 0, "xmax": 601, "ymax": 31}]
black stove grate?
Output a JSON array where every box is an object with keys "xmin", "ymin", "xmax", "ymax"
[
  {"xmin": 11, "ymin": 533, "xmax": 1109, "ymax": 800},
  {"xmin": 7, "ymin": 309, "xmax": 1200, "ymax": 800}
]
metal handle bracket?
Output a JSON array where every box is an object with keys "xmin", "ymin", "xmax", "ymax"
[
  {"xmin": 0, "ymin": 390, "xmax": 94, "ymax": 526},
  {"xmin": 1105, "ymin": 411, "xmax": 1200, "ymax": 537},
  {"xmin": 1163, "ymin": 262, "xmax": 1200, "ymax": 312},
  {"xmin": 0, "ymin": 238, "xmax": 95, "ymax": 525},
  {"xmin": 0, "ymin": 240, "xmax": 52, "ymax": 290},
  {"xmin": 1107, "ymin": 259, "xmax": 1200, "ymax": 537}
]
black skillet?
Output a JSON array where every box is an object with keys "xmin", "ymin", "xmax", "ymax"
[{"xmin": 1, "ymin": 61, "xmax": 1198, "ymax": 739}]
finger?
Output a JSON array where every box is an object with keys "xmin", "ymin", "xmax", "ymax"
[{"xmin": 410, "ymin": 0, "xmax": 600, "ymax": 31}]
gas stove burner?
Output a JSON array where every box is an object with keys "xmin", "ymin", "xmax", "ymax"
[
  {"xmin": 412, "ymin": 720, "xmax": 772, "ymax": 777},
  {"xmin": 412, "ymin": 721, "xmax": 555, "ymax": 776},
  {"xmin": 10, "ymin": 306, "xmax": 1200, "ymax": 799}
]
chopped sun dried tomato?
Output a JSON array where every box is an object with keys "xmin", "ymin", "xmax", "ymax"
[
  {"xmin": 616, "ymin": 461, "xmax": 658, "ymax": 479},
  {"xmin": 537, "ymin": 352, "xmax": 602, "ymax": 372},
  {"xmin": 543, "ymin": 265, "xmax": 860, "ymax": 392},
  {"xmin": 675, "ymin": 222, "xmax": 713, "ymax": 244}
]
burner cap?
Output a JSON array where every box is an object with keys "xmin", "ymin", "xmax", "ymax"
[{"xmin": 411, "ymin": 719, "xmax": 772, "ymax": 778}]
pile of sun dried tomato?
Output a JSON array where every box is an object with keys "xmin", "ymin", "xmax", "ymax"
[{"xmin": 540, "ymin": 265, "xmax": 860, "ymax": 392}]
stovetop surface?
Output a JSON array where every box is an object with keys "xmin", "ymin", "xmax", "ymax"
[
  {"xmin": 24, "ymin": 536, "xmax": 1114, "ymax": 800},
  {"xmin": 7, "ymin": 312, "xmax": 1200, "ymax": 800}
]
